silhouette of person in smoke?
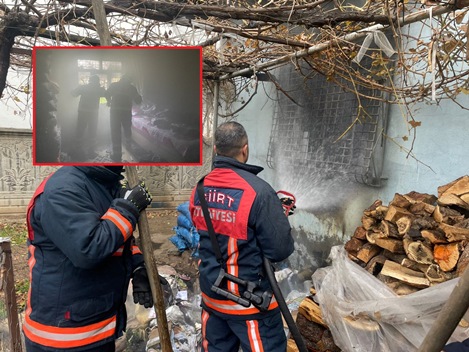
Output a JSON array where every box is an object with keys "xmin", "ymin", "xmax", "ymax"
[
  {"xmin": 105, "ymin": 74, "xmax": 142, "ymax": 162},
  {"xmin": 71, "ymin": 75, "xmax": 106, "ymax": 160}
]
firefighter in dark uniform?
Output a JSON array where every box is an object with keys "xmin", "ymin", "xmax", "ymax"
[
  {"xmin": 105, "ymin": 74, "xmax": 142, "ymax": 162},
  {"xmin": 189, "ymin": 121, "xmax": 295, "ymax": 352},
  {"xmin": 71, "ymin": 75, "xmax": 107, "ymax": 160},
  {"xmin": 23, "ymin": 166, "xmax": 158, "ymax": 352}
]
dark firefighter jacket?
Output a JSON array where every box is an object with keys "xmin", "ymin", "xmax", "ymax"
[
  {"xmin": 189, "ymin": 156, "xmax": 294, "ymax": 320},
  {"xmin": 23, "ymin": 166, "xmax": 143, "ymax": 351},
  {"xmin": 71, "ymin": 83, "xmax": 106, "ymax": 112}
]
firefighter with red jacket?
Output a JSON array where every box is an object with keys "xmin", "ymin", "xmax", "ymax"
[
  {"xmin": 24, "ymin": 166, "xmax": 156, "ymax": 352},
  {"xmin": 190, "ymin": 121, "xmax": 295, "ymax": 352}
]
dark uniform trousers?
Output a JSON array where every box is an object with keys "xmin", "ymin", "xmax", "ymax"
[{"xmin": 200, "ymin": 308, "xmax": 287, "ymax": 352}]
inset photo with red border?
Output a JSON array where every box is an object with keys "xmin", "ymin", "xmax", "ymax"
[{"xmin": 33, "ymin": 46, "xmax": 202, "ymax": 166}]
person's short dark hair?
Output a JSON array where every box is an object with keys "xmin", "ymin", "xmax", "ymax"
[
  {"xmin": 89, "ymin": 75, "xmax": 99, "ymax": 85},
  {"xmin": 215, "ymin": 121, "xmax": 248, "ymax": 157}
]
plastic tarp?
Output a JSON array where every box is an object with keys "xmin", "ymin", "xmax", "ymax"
[{"xmin": 312, "ymin": 245, "xmax": 469, "ymax": 352}]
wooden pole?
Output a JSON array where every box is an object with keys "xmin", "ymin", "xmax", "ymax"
[
  {"xmin": 1, "ymin": 239, "xmax": 22, "ymax": 352},
  {"xmin": 89, "ymin": 1, "xmax": 173, "ymax": 350},
  {"xmin": 125, "ymin": 166, "xmax": 173, "ymax": 351},
  {"xmin": 416, "ymin": 267, "xmax": 469, "ymax": 352}
]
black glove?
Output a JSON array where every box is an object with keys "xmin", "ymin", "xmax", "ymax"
[
  {"xmin": 121, "ymin": 180, "xmax": 152, "ymax": 212},
  {"xmin": 132, "ymin": 266, "xmax": 169, "ymax": 308},
  {"xmin": 280, "ymin": 197, "xmax": 296, "ymax": 216}
]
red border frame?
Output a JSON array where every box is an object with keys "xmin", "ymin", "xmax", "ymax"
[{"xmin": 32, "ymin": 46, "xmax": 203, "ymax": 167}]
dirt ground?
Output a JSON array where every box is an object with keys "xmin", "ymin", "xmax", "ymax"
[{"xmin": 5, "ymin": 208, "xmax": 199, "ymax": 309}]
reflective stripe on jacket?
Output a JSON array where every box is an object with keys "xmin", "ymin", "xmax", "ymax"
[
  {"xmin": 24, "ymin": 166, "xmax": 143, "ymax": 350},
  {"xmin": 190, "ymin": 156, "xmax": 294, "ymax": 320}
]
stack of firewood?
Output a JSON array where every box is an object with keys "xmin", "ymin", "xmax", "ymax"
[
  {"xmin": 344, "ymin": 175, "xmax": 469, "ymax": 295},
  {"xmin": 287, "ymin": 288, "xmax": 341, "ymax": 352}
]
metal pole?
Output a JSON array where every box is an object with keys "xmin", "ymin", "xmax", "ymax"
[
  {"xmin": 417, "ymin": 268, "xmax": 469, "ymax": 352},
  {"xmin": 1, "ymin": 239, "xmax": 22, "ymax": 352}
]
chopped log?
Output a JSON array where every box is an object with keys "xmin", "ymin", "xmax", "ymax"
[
  {"xmin": 382, "ymin": 250, "xmax": 408, "ymax": 264},
  {"xmin": 401, "ymin": 258, "xmax": 430, "ymax": 273},
  {"xmin": 396, "ymin": 216, "xmax": 413, "ymax": 235},
  {"xmin": 356, "ymin": 243, "xmax": 382, "ymax": 264},
  {"xmin": 438, "ymin": 176, "xmax": 465, "ymax": 197},
  {"xmin": 426, "ymin": 264, "xmax": 453, "ymax": 283},
  {"xmin": 298, "ymin": 296, "xmax": 327, "ymax": 327},
  {"xmin": 347, "ymin": 252, "xmax": 365, "ymax": 267},
  {"xmin": 461, "ymin": 193, "xmax": 469, "ymax": 204},
  {"xmin": 434, "ymin": 243, "xmax": 460, "ymax": 272},
  {"xmin": 421, "ymin": 228, "xmax": 448, "ymax": 244},
  {"xmin": 439, "ymin": 222, "xmax": 469, "ymax": 242},
  {"xmin": 438, "ymin": 175, "xmax": 469, "ymax": 198},
  {"xmin": 386, "ymin": 281, "xmax": 420, "ymax": 295},
  {"xmin": 343, "ymin": 314, "xmax": 380, "ymax": 332},
  {"xmin": 412, "ymin": 216, "xmax": 439, "ymax": 230},
  {"xmin": 364, "ymin": 204, "xmax": 388, "ymax": 220},
  {"xmin": 366, "ymin": 231, "xmax": 386, "ymax": 244},
  {"xmin": 438, "ymin": 193, "xmax": 469, "ymax": 211},
  {"xmin": 353, "ymin": 226, "xmax": 368, "ymax": 240},
  {"xmin": 295, "ymin": 314, "xmax": 341, "ymax": 352},
  {"xmin": 380, "ymin": 260, "xmax": 431, "ymax": 288},
  {"xmin": 344, "ymin": 237, "xmax": 366, "ymax": 255},
  {"xmin": 365, "ymin": 254, "xmax": 387, "ymax": 276},
  {"xmin": 404, "ymin": 238, "xmax": 434, "ymax": 264},
  {"xmin": 385, "ymin": 205, "xmax": 414, "ymax": 223},
  {"xmin": 390, "ymin": 193, "xmax": 412, "ymax": 208},
  {"xmin": 374, "ymin": 238, "xmax": 405, "ymax": 254},
  {"xmin": 287, "ymin": 339, "xmax": 299, "ymax": 352},
  {"xmin": 363, "ymin": 199, "xmax": 383, "ymax": 216},
  {"xmin": 361, "ymin": 215, "xmax": 377, "ymax": 230},
  {"xmin": 409, "ymin": 201, "xmax": 436, "ymax": 216},
  {"xmin": 433, "ymin": 205, "xmax": 464, "ymax": 224},
  {"xmin": 379, "ymin": 220, "xmax": 400, "ymax": 238},
  {"xmin": 456, "ymin": 243, "xmax": 469, "ymax": 276},
  {"xmin": 404, "ymin": 191, "xmax": 438, "ymax": 205}
]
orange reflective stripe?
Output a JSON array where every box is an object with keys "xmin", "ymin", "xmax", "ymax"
[
  {"xmin": 23, "ymin": 314, "xmax": 116, "ymax": 348},
  {"xmin": 26, "ymin": 245, "xmax": 36, "ymax": 316},
  {"xmin": 202, "ymin": 293, "xmax": 278, "ymax": 315},
  {"xmin": 112, "ymin": 246, "xmax": 124, "ymax": 256},
  {"xmin": 226, "ymin": 238, "xmax": 239, "ymax": 295},
  {"xmin": 101, "ymin": 208, "xmax": 133, "ymax": 241},
  {"xmin": 247, "ymin": 320, "xmax": 264, "ymax": 352},
  {"xmin": 201, "ymin": 309, "xmax": 209, "ymax": 352},
  {"xmin": 131, "ymin": 245, "xmax": 142, "ymax": 255}
]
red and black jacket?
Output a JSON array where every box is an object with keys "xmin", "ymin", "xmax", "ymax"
[
  {"xmin": 24, "ymin": 166, "xmax": 143, "ymax": 351},
  {"xmin": 190, "ymin": 156, "xmax": 294, "ymax": 320}
]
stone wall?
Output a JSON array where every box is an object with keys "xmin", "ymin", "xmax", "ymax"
[{"xmin": 0, "ymin": 128, "xmax": 211, "ymax": 217}]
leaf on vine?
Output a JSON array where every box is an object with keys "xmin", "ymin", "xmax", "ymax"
[
  {"xmin": 408, "ymin": 120, "xmax": 421, "ymax": 128},
  {"xmin": 402, "ymin": 135, "xmax": 409, "ymax": 141}
]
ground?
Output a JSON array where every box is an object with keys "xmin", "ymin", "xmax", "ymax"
[{"xmin": 1, "ymin": 208, "xmax": 199, "ymax": 310}]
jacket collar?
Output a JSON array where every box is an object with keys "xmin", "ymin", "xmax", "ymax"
[
  {"xmin": 73, "ymin": 166, "xmax": 124, "ymax": 183},
  {"xmin": 213, "ymin": 155, "xmax": 264, "ymax": 175}
]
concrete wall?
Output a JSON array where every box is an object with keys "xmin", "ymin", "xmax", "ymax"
[{"xmin": 0, "ymin": 129, "xmax": 211, "ymax": 218}]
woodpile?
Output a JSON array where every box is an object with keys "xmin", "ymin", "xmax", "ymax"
[
  {"xmin": 344, "ymin": 175, "xmax": 469, "ymax": 295},
  {"xmin": 287, "ymin": 288, "xmax": 341, "ymax": 352}
]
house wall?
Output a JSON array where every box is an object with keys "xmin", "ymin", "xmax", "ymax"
[{"xmin": 234, "ymin": 76, "xmax": 469, "ymax": 272}]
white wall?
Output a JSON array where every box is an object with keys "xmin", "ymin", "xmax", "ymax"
[{"xmin": 232, "ymin": 77, "xmax": 469, "ymax": 272}]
